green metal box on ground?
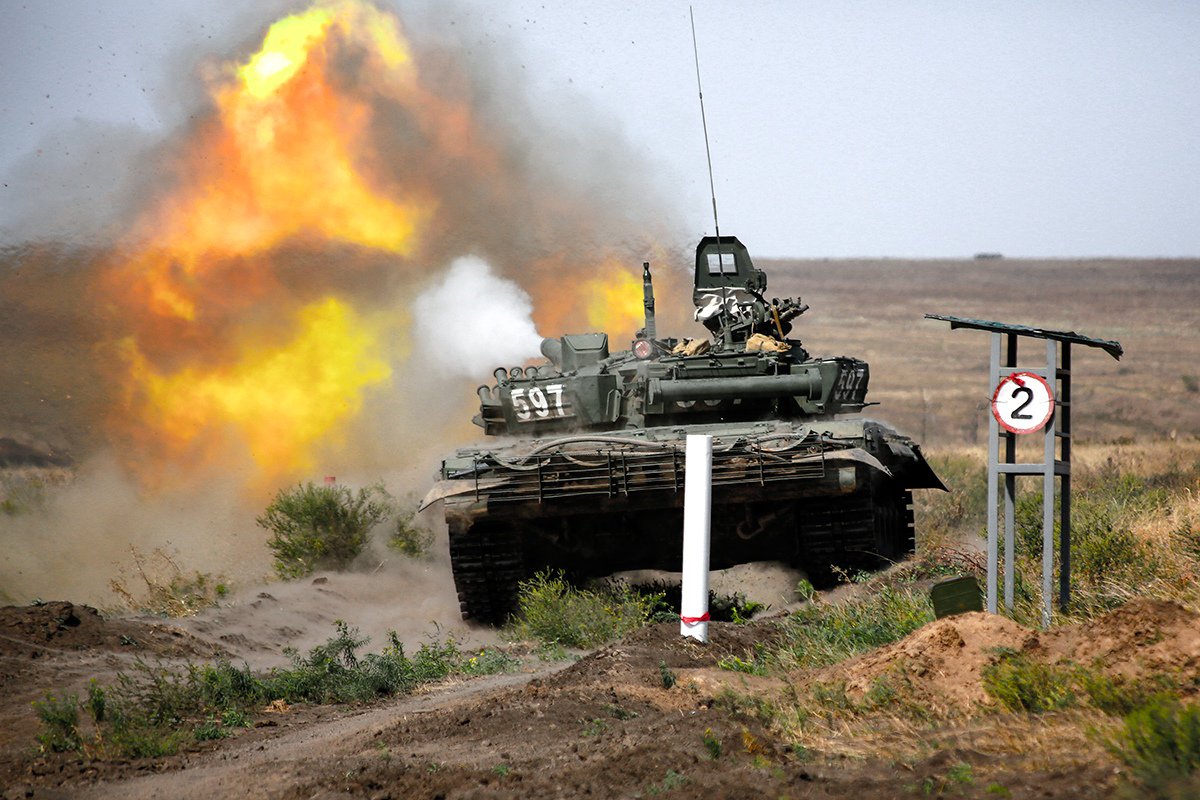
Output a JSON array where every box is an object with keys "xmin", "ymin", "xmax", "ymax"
[{"xmin": 931, "ymin": 576, "xmax": 983, "ymax": 619}]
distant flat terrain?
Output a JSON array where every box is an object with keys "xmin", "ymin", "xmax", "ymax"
[{"xmin": 762, "ymin": 256, "xmax": 1200, "ymax": 445}]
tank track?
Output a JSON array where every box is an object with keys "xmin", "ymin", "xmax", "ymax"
[
  {"xmin": 448, "ymin": 521, "xmax": 526, "ymax": 626},
  {"xmin": 448, "ymin": 489, "xmax": 915, "ymax": 624},
  {"xmin": 796, "ymin": 489, "xmax": 914, "ymax": 585}
]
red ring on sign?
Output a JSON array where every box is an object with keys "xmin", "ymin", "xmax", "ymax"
[{"xmin": 991, "ymin": 371, "xmax": 1055, "ymax": 434}]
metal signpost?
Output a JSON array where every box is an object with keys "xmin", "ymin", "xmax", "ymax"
[{"xmin": 926, "ymin": 315, "xmax": 1122, "ymax": 627}]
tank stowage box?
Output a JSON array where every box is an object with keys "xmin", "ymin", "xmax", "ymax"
[{"xmin": 422, "ymin": 236, "xmax": 945, "ymax": 624}]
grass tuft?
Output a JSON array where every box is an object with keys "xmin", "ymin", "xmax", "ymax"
[
  {"xmin": 108, "ymin": 546, "xmax": 228, "ymax": 618},
  {"xmin": 982, "ymin": 651, "xmax": 1077, "ymax": 713},
  {"xmin": 1107, "ymin": 696, "xmax": 1200, "ymax": 797},
  {"xmin": 34, "ymin": 621, "xmax": 520, "ymax": 761},
  {"xmin": 775, "ymin": 584, "xmax": 933, "ymax": 670},
  {"xmin": 507, "ymin": 570, "xmax": 666, "ymax": 649}
]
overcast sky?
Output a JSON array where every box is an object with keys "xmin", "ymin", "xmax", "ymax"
[{"xmin": 2, "ymin": 1, "xmax": 1197, "ymax": 258}]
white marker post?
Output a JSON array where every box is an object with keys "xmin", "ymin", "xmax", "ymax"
[{"xmin": 680, "ymin": 434, "xmax": 713, "ymax": 643}]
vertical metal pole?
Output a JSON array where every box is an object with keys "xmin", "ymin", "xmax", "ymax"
[
  {"xmin": 1003, "ymin": 334, "xmax": 1017, "ymax": 611},
  {"xmin": 1059, "ymin": 343, "xmax": 1072, "ymax": 613},
  {"xmin": 681, "ymin": 434, "xmax": 712, "ymax": 642},
  {"xmin": 1041, "ymin": 339, "xmax": 1057, "ymax": 628},
  {"xmin": 986, "ymin": 333, "xmax": 1001, "ymax": 614}
]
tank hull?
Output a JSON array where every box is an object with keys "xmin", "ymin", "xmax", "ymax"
[{"xmin": 424, "ymin": 418, "xmax": 942, "ymax": 624}]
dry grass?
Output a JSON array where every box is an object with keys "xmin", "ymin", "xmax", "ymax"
[
  {"xmin": 762, "ymin": 256, "xmax": 1200, "ymax": 447},
  {"xmin": 108, "ymin": 546, "xmax": 229, "ymax": 618},
  {"xmin": 709, "ymin": 438, "xmax": 1200, "ymax": 793},
  {"xmin": 773, "ymin": 705, "xmax": 1115, "ymax": 772}
]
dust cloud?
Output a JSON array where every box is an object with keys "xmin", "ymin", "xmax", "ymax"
[
  {"xmin": 179, "ymin": 521, "xmax": 495, "ymax": 671},
  {"xmin": 0, "ymin": 1, "xmax": 690, "ymax": 614}
]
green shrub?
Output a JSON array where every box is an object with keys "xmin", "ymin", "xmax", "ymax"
[
  {"xmin": 193, "ymin": 715, "xmax": 230, "ymax": 741},
  {"xmin": 1079, "ymin": 671, "xmax": 1174, "ymax": 717},
  {"xmin": 621, "ymin": 580, "xmax": 764, "ymax": 623},
  {"xmin": 1108, "ymin": 696, "xmax": 1200, "ymax": 797},
  {"xmin": 221, "ymin": 706, "xmax": 250, "ymax": 728},
  {"xmin": 718, "ymin": 644, "xmax": 771, "ymax": 676},
  {"xmin": 258, "ymin": 482, "xmax": 395, "ymax": 579},
  {"xmin": 388, "ymin": 501, "xmax": 435, "ymax": 558},
  {"xmin": 776, "ymin": 585, "xmax": 933, "ymax": 669},
  {"xmin": 459, "ymin": 647, "xmax": 521, "ymax": 676},
  {"xmin": 702, "ymin": 727, "xmax": 722, "ymax": 759},
  {"xmin": 33, "ymin": 694, "xmax": 81, "ymax": 753},
  {"xmin": 190, "ymin": 660, "xmax": 264, "ymax": 710},
  {"xmin": 659, "ymin": 661, "xmax": 677, "ymax": 689},
  {"xmin": 104, "ymin": 724, "xmax": 183, "ymax": 758},
  {"xmin": 264, "ymin": 623, "xmax": 419, "ymax": 703},
  {"xmin": 982, "ymin": 652, "xmax": 1077, "ymax": 713},
  {"xmin": 508, "ymin": 571, "xmax": 666, "ymax": 648},
  {"xmin": 1014, "ymin": 469, "xmax": 1171, "ymax": 574},
  {"xmin": 645, "ymin": 769, "xmax": 686, "ymax": 795},
  {"xmin": 86, "ymin": 680, "xmax": 106, "ymax": 723}
]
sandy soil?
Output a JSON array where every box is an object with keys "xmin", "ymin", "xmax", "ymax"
[{"xmin": 8, "ymin": 594, "xmax": 1196, "ymax": 798}]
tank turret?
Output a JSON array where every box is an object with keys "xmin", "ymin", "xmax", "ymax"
[
  {"xmin": 424, "ymin": 236, "xmax": 944, "ymax": 624},
  {"xmin": 474, "ymin": 236, "xmax": 869, "ymax": 439}
]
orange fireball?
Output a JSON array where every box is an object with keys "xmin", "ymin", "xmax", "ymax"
[
  {"xmin": 108, "ymin": 1, "xmax": 428, "ymax": 483},
  {"xmin": 101, "ymin": 0, "xmax": 679, "ymax": 489}
]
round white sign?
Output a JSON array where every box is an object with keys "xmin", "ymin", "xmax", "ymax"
[{"xmin": 992, "ymin": 372, "xmax": 1055, "ymax": 434}]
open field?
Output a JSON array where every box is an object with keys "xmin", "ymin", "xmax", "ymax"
[
  {"xmin": 762, "ymin": 256, "xmax": 1200, "ymax": 445},
  {"xmin": 2, "ymin": 255, "xmax": 1199, "ymax": 798}
]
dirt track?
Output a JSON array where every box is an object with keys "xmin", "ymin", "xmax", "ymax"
[{"xmin": 10, "ymin": 595, "xmax": 1188, "ymax": 799}]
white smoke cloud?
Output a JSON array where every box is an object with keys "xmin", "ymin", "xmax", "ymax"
[{"xmin": 411, "ymin": 255, "xmax": 544, "ymax": 378}]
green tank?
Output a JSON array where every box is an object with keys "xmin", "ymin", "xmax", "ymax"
[{"xmin": 422, "ymin": 236, "xmax": 945, "ymax": 624}]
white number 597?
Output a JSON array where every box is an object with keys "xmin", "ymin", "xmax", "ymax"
[{"xmin": 511, "ymin": 384, "xmax": 566, "ymax": 421}]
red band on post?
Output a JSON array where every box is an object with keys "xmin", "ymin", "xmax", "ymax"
[{"xmin": 680, "ymin": 613, "xmax": 710, "ymax": 625}]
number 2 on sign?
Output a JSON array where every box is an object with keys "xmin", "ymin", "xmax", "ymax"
[
  {"xmin": 511, "ymin": 384, "xmax": 566, "ymax": 420},
  {"xmin": 1009, "ymin": 385, "xmax": 1034, "ymax": 420},
  {"xmin": 991, "ymin": 371, "xmax": 1054, "ymax": 434}
]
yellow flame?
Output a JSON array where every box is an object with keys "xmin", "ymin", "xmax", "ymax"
[
  {"xmin": 238, "ymin": 2, "xmax": 411, "ymax": 98},
  {"xmin": 106, "ymin": 1, "xmax": 443, "ymax": 483},
  {"xmin": 583, "ymin": 264, "xmax": 644, "ymax": 337},
  {"xmin": 125, "ymin": 0, "xmax": 429, "ymax": 323},
  {"xmin": 125, "ymin": 298, "xmax": 393, "ymax": 475},
  {"xmin": 238, "ymin": 7, "xmax": 335, "ymax": 99}
]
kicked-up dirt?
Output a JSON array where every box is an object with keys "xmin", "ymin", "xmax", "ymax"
[{"xmin": 8, "ymin": 594, "xmax": 1198, "ymax": 799}]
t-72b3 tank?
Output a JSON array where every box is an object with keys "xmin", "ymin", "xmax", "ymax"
[{"xmin": 422, "ymin": 236, "xmax": 945, "ymax": 624}]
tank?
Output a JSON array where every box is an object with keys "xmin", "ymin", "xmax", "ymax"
[{"xmin": 421, "ymin": 236, "xmax": 945, "ymax": 624}]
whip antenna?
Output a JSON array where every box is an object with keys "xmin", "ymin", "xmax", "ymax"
[{"xmin": 690, "ymin": 6, "xmax": 720, "ymax": 240}]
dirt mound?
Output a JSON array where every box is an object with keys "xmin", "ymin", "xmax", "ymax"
[
  {"xmin": 1041, "ymin": 599, "xmax": 1200, "ymax": 677},
  {"xmin": 824, "ymin": 611, "xmax": 1035, "ymax": 714},
  {"xmin": 546, "ymin": 619, "xmax": 782, "ymax": 690},
  {"xmin": 0, "ymin": 601, "xmax": 224, "ymax": 662},
  {"xmin": 808, "ymin": 599, "xmax": 1200, "ymax": 715}
]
